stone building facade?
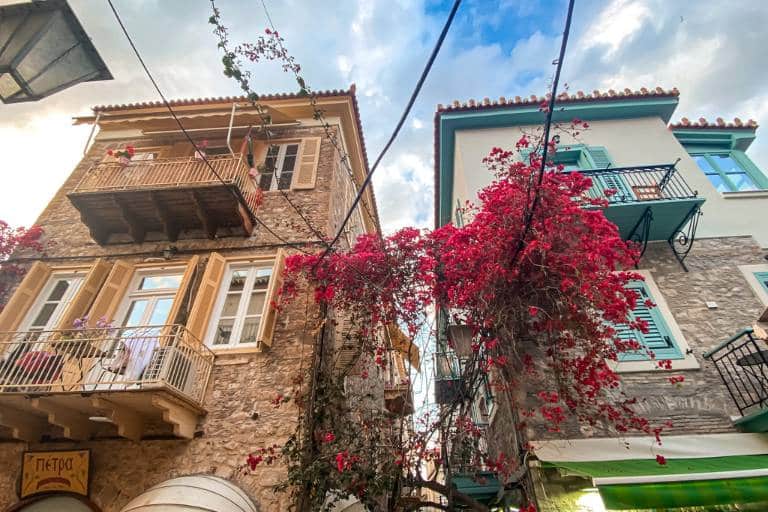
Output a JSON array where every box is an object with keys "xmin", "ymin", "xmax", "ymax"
[
  {"xmin": 0, "ymin": 89, "xmax": 410, "ymax": 512},
  {"xmin": 434, "ymin": 88, "xmax": 768, "ymax": 510}
]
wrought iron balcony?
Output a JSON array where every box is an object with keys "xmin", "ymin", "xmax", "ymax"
[
  {"xmin": 68, "ymin": 154, "xmax": 259, "ymax": 244},
  {"xmin": 0, "ymin": 324, "xmax": 214, "ymax": 441},
  {"xmin": 580, "ymin": 164, "xmax": 705, "ymax": 268},
  {"xmin": 704, "ymin": 329, "xmax": 768, "ymax": 432},
  {"xmin": 435, "ymin": 351, "xmax": 466, "ymax": 404}
]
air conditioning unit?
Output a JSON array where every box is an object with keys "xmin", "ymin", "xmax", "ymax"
[{"xmin": 144, "ymin": 347, "xmax": 198, "ymax": 398}]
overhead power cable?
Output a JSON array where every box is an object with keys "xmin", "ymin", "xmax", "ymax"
[
  {"xmin": 106, "ymin": 0, "xmax": 310, "ymax": 254},
  {"xmin": 313, "ymin": 0, "xmax": 462, "ymax": 267}
]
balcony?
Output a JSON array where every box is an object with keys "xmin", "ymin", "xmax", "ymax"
[
  {"xmin": 384, "ymin": 381, "xmax": 414, "ymax": 415},
  {"xmin": 68, "ymin": 154, "xmax": 259, "ymax": 244},
  {"xmin": 581, "ymin": 164, "xmax": 705, "ymax": 267},
  {"xmin": 704, "ymin": 329, "xmax": 768, "ymax": 432},
  {"xmin": 435, "ymin": 351, "xmax": 465, "ymax": 404},
  {"xmin": 0, "ymin": 325, "xmax": 214, "ymax": 441}
]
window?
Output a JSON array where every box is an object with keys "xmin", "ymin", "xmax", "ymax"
[
  {"xmin": 22, "ymin": 274, "xmax": 84, "ymax": 332},
  {"xmin": 692, "ymin": 151, "xmax": 766, "ymax": 192},
  {"xmin": 472, "ymin": 374, "xmax": 494, "ymax": 426},
  {"xmin": 755, "ymin": 271, "xmax": 768, "ymax": 295},
  {"xmin": 615, "ymin": 281, "xmax": 683, "ymax": 361},
  {"xmin": 118, "ymin": 269, "xmax": 184, "ymax": 329},
  {"xmin": 260, "ymin": 143, "xmax": 299, "ymax": 191},
  {"xmin": 207, "ymin": 264, "xmax": 273, "ymax": 347}
]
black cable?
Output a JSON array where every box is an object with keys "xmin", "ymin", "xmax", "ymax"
[
  {"xmin": 315, "ymin": 0, "xmax": 462, "ymax": 266},
  {"xmin": 106, "ymin": 0, "xmax": 311, "ymax": 254},
  {"xmin": 509, "ymin": 0, "xmax": 575, "ymax": 266}
]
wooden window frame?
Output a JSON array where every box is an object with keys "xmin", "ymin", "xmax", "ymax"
[
  {"xmin": 112, "ymin": 266, "xmax": 187, "ymax": 328},
  {"xmin": 691, "ymin": 150, "xmax": 768, "ymax": 192},
  {"xmin": 739, "ymin": 264, "xmax": 768, "ymax": 306},
  {"xmin": 259, "ymin": 141, "xmax": 301, "ymax": 192},
  {"xmin": 20, "ymin": 271, "xmax": 86, "ymax": 332}
]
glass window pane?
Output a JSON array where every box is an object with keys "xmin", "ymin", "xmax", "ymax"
[
  {"xmin": 221, "ymin": 293, "xmax": 242, "ymax": 317},
  {"xmin": 247, "ymin": 291, "xmax": 266, "ymax": 316},
  {"xmin": 285, "ymin": 144, "xmax": 299, "ymax": 156},
  {"xmin": 213, "ymin": 318, "xmax": 234, "ymax": 345},
  {"xmin": 252, "ymin": 268, "xmax": 272, "ymax": 289},
  {"xmin": 123, "ymin": 300, "xmax": 149, "ymax": 327},
  {"xmin": 259, "ymin": 171, "xmax": 273, "ymax": 191},
  {"xmin": 239, "ymin": 317, "xmax": 261, "ymax": 344},
  {"xmin": 728, "ymin": 172, "xmax": 759, "ymax": 192},
  {"xmin": 148, "ymin": 297, "xmax": 174, "ymax": 325},
  {"xmin": 712, "ymin": 155, "xmax": 747, "ymax": 174},
  {"xmin": 47, "ymin": 280, "xmax": 70, "ymax": 301},
  {"xmin": 694, "ymin": 155, "xmax": 718, "ymax": 174},
  {"xmin": 31, "ymin": 303, "xmax": 57, "ymax": 328},
  {"xmin": 139, "ymin": 274, "xmax": 182, "ymax": 290},
  {"xmin": 228, "ymin": 271, "xmax": 248, "ymax": 292},
  {"xmin": 704, "ymin": 174, "xmax": 731, "ymax": 193}
]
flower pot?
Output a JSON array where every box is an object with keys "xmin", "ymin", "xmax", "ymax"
[
  {"xmin": 118, "ymin": 156, "xmax": 131, "ymax": 166},
  {"xmin": 194, "ymin": 150, "xmax": 206, "ymax": 160}
]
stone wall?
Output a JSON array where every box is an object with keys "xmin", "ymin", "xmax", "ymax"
[
  {"xmin": 0, "ymin": 122, "xmax": 366, "ymax": 511},
  {"xmin": 525, "ymin": 235, "xmax": 767, "ymax": 440}
]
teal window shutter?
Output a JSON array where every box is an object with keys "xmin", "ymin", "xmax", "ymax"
[
  {"xmin": 617, "ymin": 281, "xmax": 684, "ymax": 361},
  {"xmin": 584, "ymin": 146, "xmax": 613, "ymax": 169},
  {"xmin": 754, "ymin": 271, "xmax": 768, "ymax": 294}
]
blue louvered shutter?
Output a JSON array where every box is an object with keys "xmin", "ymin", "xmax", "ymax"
[
  {"xmin": 755, "ymin": 272, "xmax": 768, "ymax": 294},
  {"xmin": 618, "ymin": 282, "xmax": 683, "ymax": 361},
  {"xmin": 585, "ymin": 146, "xmax": 634, "ymax": 203}
]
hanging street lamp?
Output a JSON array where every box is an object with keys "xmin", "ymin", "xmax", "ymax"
[{"xmin": 0, "ymin": 0, "xmax": 112, "ymax": 103}]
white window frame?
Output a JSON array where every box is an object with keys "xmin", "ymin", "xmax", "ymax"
[
  {"xmin": 739, "ymin": 264, "xmax": 768, "ymax": 306},
  {"xmin": 261, "ymin": 142, "xmax": 300, "ymax": 191},
  {"xmin": 21, "ymin": 272, "xmax": 85, "ymax": 332},
  {"xmin": 113, "ymin": 267, "xmax": 185, "ymax": 328},
  {"xmin": 610, "ymin": 270, "xmax": 700, "ymax": 373},
  {"xmin": 205, "ymin": 261, "xmax": 274, "ymax": 350}
]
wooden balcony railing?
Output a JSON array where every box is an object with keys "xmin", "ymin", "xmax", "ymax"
[
  {"xmin": 68, "ymin": 154, "xmax": 259, "ymax": 243},
  {"xmin": 0, "ymin": 325, "xmax": 214, "ymax": 405}
]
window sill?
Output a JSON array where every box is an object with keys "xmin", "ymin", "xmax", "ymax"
[
  {"xmin": 210, "ymin": 345, "xmax": 262, "ymax": 356},
  {"xmin": 721, "ymin": 190, "xmax": 768, "ymax": 199},
  {"xmin": 609, "ymin": 354, "xmax": 700, "ymax": 373}
]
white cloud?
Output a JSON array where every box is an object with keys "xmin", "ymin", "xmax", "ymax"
[{"xmin": 581, "ymin": 0, "xmax": 654, "ymax": 58}]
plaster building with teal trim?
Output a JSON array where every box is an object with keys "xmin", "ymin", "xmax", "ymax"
[{"xmin": 432, "ymin": 87, "xmax": 768, "ymax": 511}]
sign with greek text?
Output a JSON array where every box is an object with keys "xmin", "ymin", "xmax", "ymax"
[{"xmin": 21, "ymin": 450, "xmax": 89, "ymax": 498}]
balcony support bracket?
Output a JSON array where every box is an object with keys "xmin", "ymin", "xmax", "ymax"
[
  {"xmin": 627, "ymin": 207, "xmax": 653, "ymax": 266},
  {"xmin": 112, "ymin": 195, "xmax": 146, "ymax": 244},
  {"xmin": 31, "ymin": 397, "xmax": 91, "ymax": 440},
  {"xmin": 667, "ymin": 204, "xmax": 702, "ymax": 272},
  {"xmin": 151, "ymin": 396, "xmax": 196, "ymax": 439},
  {"xmin": 191, "ymin": 191, "xmax": 217, "ymax": 239},
  {"xmin": 150, "ymin": 192, "xmax": 180, "ymax": 242},
  {"xmin": 0, "ymin": 407, "xmax": 46, "ymax": 442},
  {"xmin": 91, "ymin": 397, "xmax": 143, "ymax": 441}
]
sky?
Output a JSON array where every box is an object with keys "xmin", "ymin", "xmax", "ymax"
[{"xmin": 2, "ymin": 0, "xmax": 768, "ymax": 235}]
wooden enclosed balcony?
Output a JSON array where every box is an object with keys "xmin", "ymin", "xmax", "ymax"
[
  {"xmin": 68, "ymin": 154, "xmax": 259, "ymax": 244},
  {"xmin": 0, "ymin": 325, "xmax": 214, "ymax": 441}
]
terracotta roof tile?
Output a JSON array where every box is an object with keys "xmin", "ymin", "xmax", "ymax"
[
  {"xmin": 436, "ymin": 86, "xmax": 679, "ymax": 113},
  {"xmin": 669, "ymin": 116, "xmax": 758, "ymax": 130}
]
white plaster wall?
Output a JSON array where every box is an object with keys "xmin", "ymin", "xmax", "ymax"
[{"xmin": 452, "ymin": 117, "xmax": 768, "ymax": 247}]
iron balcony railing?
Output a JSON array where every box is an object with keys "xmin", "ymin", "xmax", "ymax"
[
  {"xmin": 704, "ymin": 329, "xmax": 768, "ymax": 416},
  {"xmin": 579, "ymin": 164, "xmax": 698, "ymax": 205},
  {"xmin": 72, "ymin": 154, "xmax": 261, "ymax": 214},
  {"xmin": 0, "ymin": 324, "xmax": 214, "ymax": 405}
]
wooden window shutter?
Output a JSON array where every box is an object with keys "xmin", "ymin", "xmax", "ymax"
[
  {"xmin": 166, "ymin": 256, "xmax": 200, "ymax": 325},
  {"xmin": 186, "ymin": 253, "xmax": 226, "ymax": 343},
  {"xmin": 257, "ymin": 250, "xmax": 286, "ymax": 347},
  {"xmin": 291, "ymin": 137, "xmax": 321, "ymax": 190},
  {"xmin": 87, "ymin": 260, "xmax": 134, "ymax": 326},
  {"xmin": 56, "ymin": 259, "xmax": 112, "ymax": 330},
  {"xmin": 0, "ymin": 261, "xmax": 51, "ymax": 332}
]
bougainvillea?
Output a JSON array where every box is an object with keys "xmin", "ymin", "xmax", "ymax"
[
  {"xmin": 276, "ymin": 132, "xmax": 681, "ymax": 510},
  {"xmin": 0, "ymin": 221, "xmax": 43, "ymax": 311}
]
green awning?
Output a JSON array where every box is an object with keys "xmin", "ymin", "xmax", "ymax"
[
  {"xmin": 600, "ymin": 476, "xmax": 768, "ymax": 510},
  {"xmin": 543, "ymin": 456, "xmax": 768, "ymax": 510}
]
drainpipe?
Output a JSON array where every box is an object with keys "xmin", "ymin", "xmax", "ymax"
[
  {"xmin": 83, "ymin": 111, "xmax": 101, "ymax": 156},
  {"xmin": 226, "ymin": 103, "xmax": 237, "ymax": 156}
]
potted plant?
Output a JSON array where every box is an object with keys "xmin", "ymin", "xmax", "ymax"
[
  {"xmin": 107, "ymin": 145, "xmax": 135, "ymax": 166},
  {"xmin": 194, "ymin": 139, "xmax": 209, "ymax": 160}
]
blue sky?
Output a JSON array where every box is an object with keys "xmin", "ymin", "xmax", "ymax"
[{"xmin": 2, "ymin": 0, "xmax": 767, "ymax": 234}]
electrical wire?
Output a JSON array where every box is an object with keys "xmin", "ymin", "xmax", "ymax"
[
  {"xmin": 106, "ymin": 0, "xmax": 311, "ymax": 254},
  {"xmin": 314, "ymin": 0, "xmax": 462, "ymax": 267}
]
